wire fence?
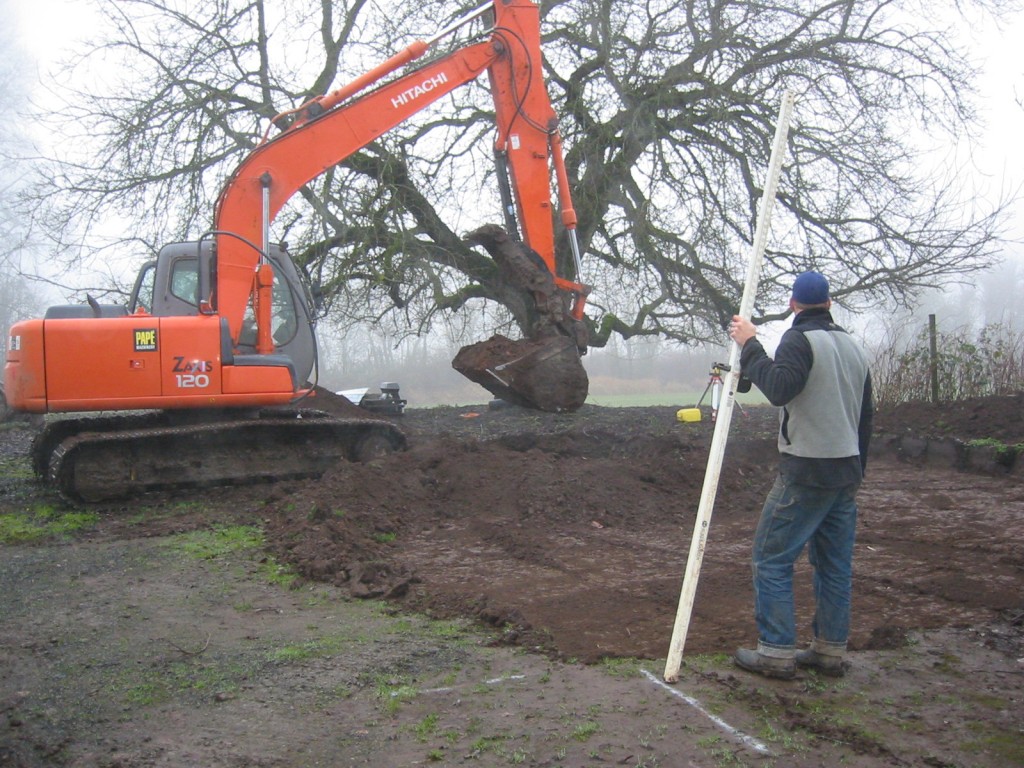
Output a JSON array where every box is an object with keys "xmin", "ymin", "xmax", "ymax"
[{"xmin": 870, "ymin": 320, "xmax": 1024, "ymax": 407}]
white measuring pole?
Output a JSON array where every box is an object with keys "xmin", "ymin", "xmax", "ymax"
[{"xmin": 664, "ymin": 91, "xmax": 796, "ymax": 683}]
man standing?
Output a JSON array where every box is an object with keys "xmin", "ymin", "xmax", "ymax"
[{"xmin": 727, "ymin": 271, "xmax": 873, "ymax": 679}]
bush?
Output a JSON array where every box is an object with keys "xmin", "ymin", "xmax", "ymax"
[{"xmin": 871, "ymin": 323, "xmax": 1024, "ymax": 407}]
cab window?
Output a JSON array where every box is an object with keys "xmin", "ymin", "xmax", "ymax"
[
  {"xmin": 131, "ymin": 262, "xmax": 157, "ymax": 314},
  {"xmin": 170, "ymin": 258, "xmax": 199, "ymax": 306},
  {"xmin": 238, "ymin": 276, "xmax": 298, "ymax": 348}
]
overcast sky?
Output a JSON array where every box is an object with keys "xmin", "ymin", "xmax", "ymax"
[{"xmin": 15, "ymin": 0, "xmax": 1023, "ymax": 233}]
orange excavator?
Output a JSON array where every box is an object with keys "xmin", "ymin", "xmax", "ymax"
[{"xmin": 3, "ymin": 0, "xmax": 590, "ymax": 502}]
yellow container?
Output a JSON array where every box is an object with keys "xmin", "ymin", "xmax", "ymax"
[{"xmin": 676, "ymin": 407, "xmax": 702, "ymax": 423}]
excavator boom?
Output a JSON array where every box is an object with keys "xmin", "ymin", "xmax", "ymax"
[{"xmin": 212, "ymin": 0, "xmax": 590, "ymax": 409}]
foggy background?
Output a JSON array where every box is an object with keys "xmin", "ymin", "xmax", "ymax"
[{"xmin": 3, "ymin": 0, "xmax": 1023, "ymax": 409}]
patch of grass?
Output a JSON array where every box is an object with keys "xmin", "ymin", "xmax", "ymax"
[
  {"xmin": 757, "ymin": 719, "xmax": 807, "ymax": 752},
  {"xmin": 0, "ymin": 455, "xmax": 34, "ymax": 479},
  {"xmin": 266, "ymin": 642, "xmax": 320, "ymax": 663},
  {"xmin": 113, "ymin": 657, "xmax": 250, "ymax": 707},
  {"xmin": 681, "ymin": 652, "xmax": 732, "ymax": 674},
  {"xmin": 801, "ymin": 675, "xmax": 830, "ymax": 694},
  {"xmin": 428, "ymin": 620, "xmax": 468, "ymax": 639},
  {"xmin": 122, "ymin": 679, "xmax": 166, "ymax": 706},
  {"xmin": 599, "ymin": 656, "xmax": 642, "ymax": 679},
  {"xmin": 962, "ymin": 723, "xmax": 1024, "ymax": 764},
  {"xmin": 393, "ymin": 618, "xmax": 415, "ymax": 633},
  {"xmin": 371, "ymin": 531, "xmax": 397, "ymax": 543},
  {"xmin": 164, "ymin": 524, "xmax": 296, "ymax": 589},
  {"xmin": 256, "ymin": 554, "xmax": 299, "ymax": 588},
  {"xmin": 166, "ymin": 524, "xmax": 263, "ymax": 559},
  {"xmin": 966, "ymin": 437, "xmax": 1019, "ymax": 464},
  {"xmin": 0, "ymin": 504, "xmax": 99, "ymax": 543},
  {"xmin": 571, "ymin": 721, "xmax": 599, "ymax": 742},
  {"xmin": 707, "ymin": 744, "xmax": 755, "ymax": 765},
  {"xmin": 266, "ymin": 633, "xmax": 350, "ymax": 663},
  {"xmin": 375, "ymin": 675, "xmax": 418, "ymax": 714},
  {"xmin": 466, "ymin": 734, "xmax": 512, "ymax": 757},
  {"xmin": 414, "ymin": 712, "xmax": 440, "ymax": 741}
]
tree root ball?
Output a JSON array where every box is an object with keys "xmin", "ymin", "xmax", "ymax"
[{"xmin": 452, "ymin": 334, "xmax": 589, "ymax": 412}]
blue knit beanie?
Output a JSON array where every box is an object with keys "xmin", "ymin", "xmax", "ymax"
[{"xmin": 792, "ymin": 271, "xmax": 829, "ymax": 305}]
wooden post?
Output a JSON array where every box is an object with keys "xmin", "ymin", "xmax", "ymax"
[
  {"xmin": 663, "ymin": 91, "xmax": 796, "ymax": 683},
  {"xmin": 929, "ymin": 314, "xmax": 939, "ymax": 403}
]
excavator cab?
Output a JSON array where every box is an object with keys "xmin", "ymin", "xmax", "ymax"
[{"xmin": 129, "ymin": 241, "xmax": 319, "ymax": 386}]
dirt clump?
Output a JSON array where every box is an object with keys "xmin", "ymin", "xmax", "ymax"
[
  {"xmin": 452, "ymin": 224, "xmax": 589, "ymax": 412},
  {"xmin": 872, "ymin": 391, "xmax": 1024, "ymax": 442}
]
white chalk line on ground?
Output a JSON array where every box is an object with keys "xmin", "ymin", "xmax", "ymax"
[
  {"xmin": 641, "ymin": 669, "xmax": 772, "ymax": 756},
  {"xmin": 399, "ymin": 666, "xmax": 771, "ymax": 756},
  {"xmin": 408, "ymin": 674, "xmax": 527, "ymax": 696}
]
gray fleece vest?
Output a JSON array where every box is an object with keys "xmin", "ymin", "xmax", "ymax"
[{"xmin": 779, "ymin": 328, "xmax": 868, "ymax": 458}]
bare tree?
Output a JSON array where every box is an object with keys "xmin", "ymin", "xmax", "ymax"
[
  {"xmin": 0, "ymin": 0, "xmax": 46, "ymax": 361},
  {"xmin": 0, "ymin": 0, "xmax": 32, "ymax": 274},
  {"xmin": 24, "ymin": 0, "xmax": 1015, "ymax": 347}
]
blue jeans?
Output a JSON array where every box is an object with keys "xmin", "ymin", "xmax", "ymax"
[{"xmin": 752, "ymin": 475, "xmax": 860, "ymax": 655}]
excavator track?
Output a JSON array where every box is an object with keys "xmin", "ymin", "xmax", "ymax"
[{"xmin": 32, "ymin": 410, "xmax": 406, "ymax": 503}]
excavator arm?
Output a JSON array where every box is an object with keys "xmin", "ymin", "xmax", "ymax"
[{"xmin": 213, "ymin": 0, "xmax": 589, "ymax": 351}]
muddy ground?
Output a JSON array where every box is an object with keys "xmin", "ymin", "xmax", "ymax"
[{"xmin": 0, "ymin": 394, "xmax": 1022, "ymax": 767}]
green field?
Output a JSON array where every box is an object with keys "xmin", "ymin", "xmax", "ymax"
[
  {"xmin": 585, "ymin": 391, "xmax": 769, "ymax": 408},
  {"xmin": 406, "ymin": 390, "xmax": 770, "ymax": 410}
]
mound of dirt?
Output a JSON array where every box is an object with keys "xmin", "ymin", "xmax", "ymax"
[
  {"xmin": 3, "ymin": 395, "xmax": 1021, "ymax": 666},
  {"xmin": 872, "ymin": 392, "xmax": 1024, "ymax": 443},
  {"xmin": 259, "ymin": 396, "xmax": 1024, "ymax": 663}
]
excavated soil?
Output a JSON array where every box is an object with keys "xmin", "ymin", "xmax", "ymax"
[
  {"xmin": 262, "ymin": 395, "xmax": 1024, "ymax": 663},
  {"xmin": 1, "ymin": 393, "xmax": 1023, "ymax": 767}
]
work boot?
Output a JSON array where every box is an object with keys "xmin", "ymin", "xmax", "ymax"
[
  {"xmin": 733, "ymin": 647, "xmax": 796, "ymax": 680},
  {"xmin": 795, "ymin": 648, "xmax": 847, "ymax": 677}
]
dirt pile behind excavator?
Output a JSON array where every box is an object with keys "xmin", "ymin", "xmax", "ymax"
[{"xmin": 452, "ymin": 225, "xmax": 589, "ymax": 412}]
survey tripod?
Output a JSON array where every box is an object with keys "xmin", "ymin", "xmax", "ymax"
[{"xmin": 694, "ymin": 362, "xmax": 746, "ymax": 422}]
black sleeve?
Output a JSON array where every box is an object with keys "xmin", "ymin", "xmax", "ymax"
[
  {"xmin": 858, "ymin": 372, "xmax": 874, "ymax": 474},
  {"xmin": 738, "ymin": 329, "xmax": 813, "ymax": 407}
]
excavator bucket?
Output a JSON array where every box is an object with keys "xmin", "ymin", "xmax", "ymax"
[{"xmin": 452, "ymin": 334, "xmax": 588, "ymax": 412}]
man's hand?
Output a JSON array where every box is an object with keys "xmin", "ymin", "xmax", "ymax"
[{"xmin": 729, "ymin": 315, "xmax": 757, "ymax": 347}]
